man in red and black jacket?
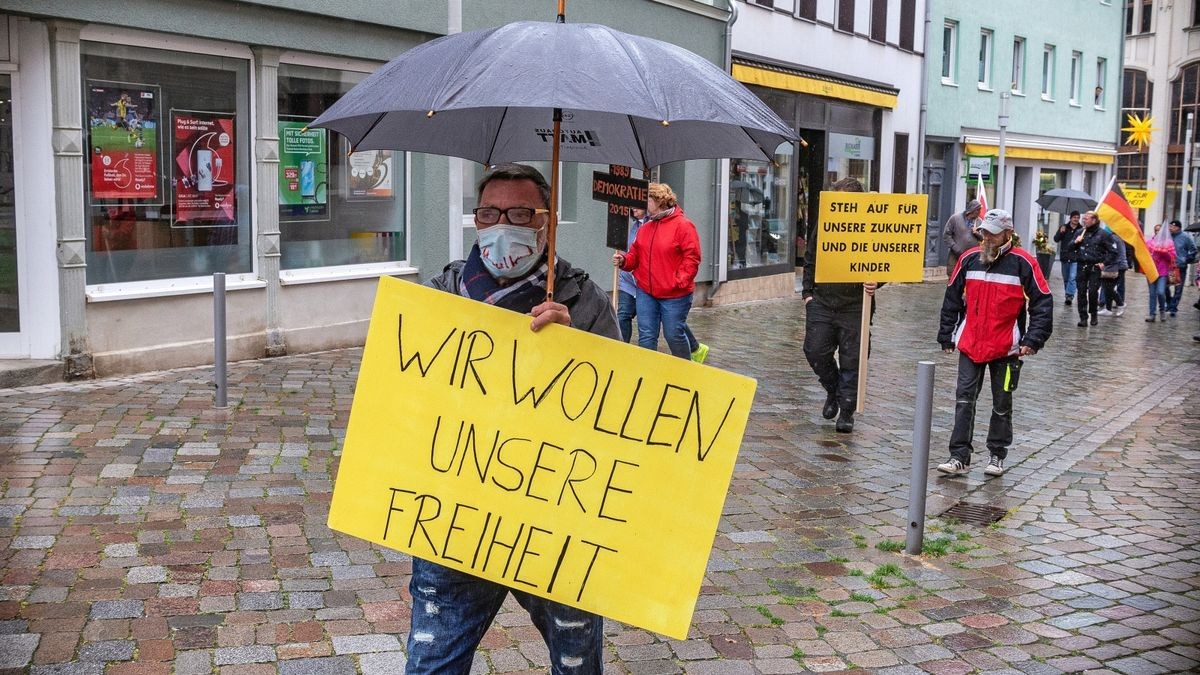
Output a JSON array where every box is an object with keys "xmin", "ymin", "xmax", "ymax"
[{"xmin": 936, "ymin": 209, "xmax": 1053, "ymax": 478}]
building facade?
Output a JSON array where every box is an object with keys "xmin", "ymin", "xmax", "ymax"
[
  {"xmin": 1118, "ymin": 0, "xmax": 1200, "ymax": 228},
  {"xmin": 723, "ymin": 0, "xmax": 926, "ymax": 300},
  {"xmin": 925, "ymin": 0, "xmax": 1123, "ymax": 265},
  {"xmin": 0, "ymin": 0, "xmax": 729, "ymax": 376}
]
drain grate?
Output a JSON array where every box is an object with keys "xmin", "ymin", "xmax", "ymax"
[
  {"xmin": 817, "ymin": 453, "xmax": 850, "ymax": 462},
  {"xmin": 939, "ymin": 501, "xmax": 1007, "ymax": 526}
]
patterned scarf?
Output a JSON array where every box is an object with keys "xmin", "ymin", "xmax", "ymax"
[{"xmin": 458, "ymin": 243, "xmax": 550, "ymax": 313}]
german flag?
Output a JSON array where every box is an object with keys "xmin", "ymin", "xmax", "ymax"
[{"xmin": 1096, "ymin": 178, "xmax": 1159, "ymax": 284}]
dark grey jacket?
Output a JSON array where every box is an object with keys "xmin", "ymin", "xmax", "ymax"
[
  {"xmin": 942, "ymin": 211, "xmax": 982, "ymax": 264},
  {"xmin": 426, "ymin": 257, "xmax": 621, "ymax": 341}
]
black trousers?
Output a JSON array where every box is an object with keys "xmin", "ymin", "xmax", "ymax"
[
  {"xmin": 949, "ymin": 353, "xmax": 1015, "ymax": 464},
  {"xmin": 1077, "ymin": 264, "xmax": 1102, "ymax": 320},
  {"xmin": 803, "ymin": 301, "xmax": 861, "ymax": 407}
]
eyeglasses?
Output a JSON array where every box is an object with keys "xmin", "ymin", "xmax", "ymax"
[{"xmin": 472, "ymin": 207, "xmax": 549, "ymax": 226}]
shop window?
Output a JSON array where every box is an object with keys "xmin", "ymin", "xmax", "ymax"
[
  {"xmin": 278, "ymin": 64, "xmax": 407, "ymax": 270},
  {"xmin": 82, "ymin": 42, "xmax": 251, "ymax": 285},
  {"xmin": 0, "ymin": 75, "xmax": 15, "ymax": 332},
  {"xmin": 729, "ymin": 142, "xmax": 793, "ymax": 271}
]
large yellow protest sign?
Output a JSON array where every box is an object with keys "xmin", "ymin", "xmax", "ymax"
[
  {"xmin": 328, "ymin": 276, "xmax": 757, "ymax": 639},
  {"xmin": 814, "ymin": 192, "xmax": 928, "ymax": 283}
]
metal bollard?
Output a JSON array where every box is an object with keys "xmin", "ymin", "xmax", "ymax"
[
  {"xmin": 905, "ymin": 360, "xmax": 936, "ymax": 555},
  {"xmin": 213, "ymin": 272, "xmax": 228, "ymax": 409}
]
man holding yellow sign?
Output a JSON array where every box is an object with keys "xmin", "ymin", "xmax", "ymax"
[
  {"xmin": 328, "ymin": 163, "xmax": 757, "ymax": 674},
  {"xmin": 407, "ymin": 163, "xmax": 618, "ymax": 673}
]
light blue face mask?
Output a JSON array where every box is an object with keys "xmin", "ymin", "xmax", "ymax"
[{"xmin": 478, "ymin": 224, "xmax": 544, "ymax": 279}]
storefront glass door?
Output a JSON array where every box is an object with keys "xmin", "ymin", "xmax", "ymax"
[{"xmin": 0, "ymin": 74, "xmax": 19, "ymax": 343}]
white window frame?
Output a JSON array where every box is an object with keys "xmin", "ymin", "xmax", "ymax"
[
  {"xmin": 1069, "ymin": 50, "xmax": 1083, "ymax": 106},
  {"xmin": 978, "ymin": 29, "xmax": 993, "ymax": 90},
  {"xmin": 1011, "ymin": 37, "xmax": 1025, "ymax": 94},
  {"xmin": 1042, "ymin": 44, "xmax": 1056, "ymax": 100},
  {"xmin": 941, "ymin": 20, "xmax": 958, "ymax": 85},
  {"xmin": 1095, "ymin": 57, "xmax": 1108, "ymax": 109}
]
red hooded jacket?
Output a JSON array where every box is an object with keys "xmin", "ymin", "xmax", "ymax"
[{"xmin": 619, "ymin": 207, "xmax": 701, "ymax": 299}]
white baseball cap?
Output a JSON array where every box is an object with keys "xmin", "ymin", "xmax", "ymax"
[{"xmin": 978, "ymin": 209, "xmax": 1014, "ymax": 234}]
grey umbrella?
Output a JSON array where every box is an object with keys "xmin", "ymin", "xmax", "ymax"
[
  {"xmin": 1035, "ymin": 188, "xmax": 1097, "ymax": 215},
  {"xmin": 310, "ymin": 15, "xmax": 797, "ymax": 296}
]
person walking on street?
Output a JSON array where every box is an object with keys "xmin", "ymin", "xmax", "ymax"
[
  {"xmin": 1067, "ymin": 211, "xmax": 1119, "ymax": 327},
  {"xmin": 937, "ymin": 209, "xmax": 1053, "ymax": 477},
  {"xmin": 942, "ymin": 198, "xmax": 983, "ymax": 266},
  {"xmin": 1166, "ymin": 220, "xmax": 1197, "ymax": 317},
  {"xmin": 1147, "ymin": 225, "xmax": 1177, "ymax": 322},
  {"xmin": 801, "ymin": 177, "xmax": 878, "ymax": 433},
  {"xmin": 617, "ymin": 207, "xmax": 708, "ymax": 362},
  {"xmin": 1053, "ymin": 211, "xmax": 1083, "ymax": 305},
  {"xmin": 614, "ymin": 182, "xmax": 705, "ymax": 360},
  {"xmin": 413, "ymin": 163, "xmax": 616, "ymax": 674},
  {"xmin": 1098, "ymin": 234, "xmax": 1129, "ymax": 316}
]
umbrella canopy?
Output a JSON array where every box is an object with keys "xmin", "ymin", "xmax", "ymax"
[
  {"xmin": 310, "ymin": 21, "xmax": 797, "ymax": 168},
  {"xmin": 1035, "ymin": 188, "xmax": 1097, "ymax": 215},
  {"xmin": 1186, "ymin": 222, "xmax": 1200, "ymax": 232}
]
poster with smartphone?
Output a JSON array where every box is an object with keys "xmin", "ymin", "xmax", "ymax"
[
  {"xmin": 279, "ymin": 118, "xmax": 329, "ymax": 220},
  {"xmin": 86, "ymin": 80, "xmax": 161, "ymax": 203},
  {"xmin": 345, "ymin": 142, "xmax": 394, "ymax": 201},
  {"xmin": 171, "ymin": 110, "xmax": 236, "ymax": 227}
]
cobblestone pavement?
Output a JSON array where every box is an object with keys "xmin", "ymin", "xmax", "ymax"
[{"xmin": 1, "ymin": 280, "xmax": 1198, "ymax": 674}]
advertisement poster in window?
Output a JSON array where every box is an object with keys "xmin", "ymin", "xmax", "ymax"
[
  {"xmin": 171, "ymin": 110, "xmax": 236, "ymax": 227},
  {"xmin": 344, "ymin": 143, "xmax": 394, "ymax": 201},
  {"xmin": 86, "ymin": 80, "xmax": 161, "ymax": 202},
  {"xmin": 279, "ymin": 118, "xmax": 329, "ymax": 220}
]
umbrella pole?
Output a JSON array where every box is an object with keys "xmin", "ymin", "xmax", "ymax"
[{"xmin": 546, "ymin": 108, "xmax": 563, "ymax": 301}]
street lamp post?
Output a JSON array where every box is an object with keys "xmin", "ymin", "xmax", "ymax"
[{"xmin": 997, "ymin": 92, "xmax": 1010, "ymax": 212}]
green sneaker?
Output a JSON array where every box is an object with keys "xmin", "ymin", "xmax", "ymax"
[{"xmin": 690, "ymin": 342, "xmax": 709, "ymax": 364}]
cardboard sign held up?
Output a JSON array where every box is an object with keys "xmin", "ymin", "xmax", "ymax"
[
  {"xmin": 593, "ymin": 165, "xmax": 649, "ymax": 249},
  {"xmin": 328, "ymin": 277, "xmax": 757, "ymax": 639},
  {"xmin": 814, "ymin": 192, "xmax": 928, "ymax": 283}
]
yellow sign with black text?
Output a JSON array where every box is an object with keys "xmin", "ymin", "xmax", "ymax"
[
  {"xmin": 1121, "ymin": 188, "xmax": 1157, "ymax": 209},
  {"xmin": 814, "ymin": 192, "xmax": 929, "ymax": 283},
  {"xmin": 327, "ymin": 277, "xmax": 757, "ymax": 639}
]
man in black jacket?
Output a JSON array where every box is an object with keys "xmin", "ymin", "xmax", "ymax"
[
  {"xmin": 1067, "ymin": 211, "xmax": 1119, "ymax": 327},
  {"xmin": 1052, "ymin": 211, "xmax": 1082, "ymax": 305},
  {"xmin": 802, "ymin": 177, "xmax": 878, "ymax": 433}
]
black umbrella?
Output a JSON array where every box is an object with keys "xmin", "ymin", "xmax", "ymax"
[
  {"xmin": 1035, "ymin": 188, "xmax": 1097, "ymax": 215},
  {"xmin": 311, "ymin": 6, "xmax": 796, "ymax": 297},
  {"xmin": 1185, "ymin": 222, "xmax": 1200, "ymax": 232}
]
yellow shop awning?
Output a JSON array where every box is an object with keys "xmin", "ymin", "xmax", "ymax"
[
  {"xmin": 732, "ymin": 62, "xmax": 898, "ymax": 109},
  {"xmin": 963, "ymin": 143, "xmax": 1114, "ymax": 165}
]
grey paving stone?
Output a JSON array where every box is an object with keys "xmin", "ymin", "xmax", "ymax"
[
  {"xmin": 214, "ymin": 645, "xmax": 276, "ymax": 665},
  {"xmin": 0, "ymin": 633, "xmax": 39, "ymax": 668},
  {"xmin": 359, "ymin": 651, "xmax": 409, "ymax": 675},
  {"xmin": 78, "ymin": 640, "xmax": 135, "ymax": 662},
  {"xmin": 279, "ymin": 656, "xmax": 357, "ymax": 675},
  {"xmin": 88, "ymin": 600, "xmax": 143, "ymax": 619},
  {"xmin": 332, "ymin": 634, "xmax": 403, "ymax": 654}
]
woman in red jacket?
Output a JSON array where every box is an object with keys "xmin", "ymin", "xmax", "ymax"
[{"xmin": 612, "ymin": 182, "xmax": 702, "ymax": 359}]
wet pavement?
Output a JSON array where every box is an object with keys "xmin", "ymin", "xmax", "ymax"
[{"xmin": 1, "ymin": 279, "xmax": 1198, "ymax": 674}]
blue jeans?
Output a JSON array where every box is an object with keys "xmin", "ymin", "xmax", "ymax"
[
  {"xmin": 617, "ymin": 290, "xmax": 637, "ymax": 343},
  {"xmin": 1167, "ymin": 265, "xmax": 1187, "ymax": 312},
  {"xmin": 635, "ymin": 292, "xmax": 693, "ymax": 358},
  {"xmin": 1060, "ymin": 260, "xmax": 1077, "ymax": 297},
  {"xmin": 1149, "ymin": 276, "xmax": 1169, "ymax": 316},
  {"xmin": 620, "ymin": 290, "xmax": 699, "ymax": 350},
  {"xmin": 407, "ymin": 560, "xmax": 603, "ymax": 674}
]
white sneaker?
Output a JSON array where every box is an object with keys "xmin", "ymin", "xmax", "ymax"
[
  {"xmin": 1097, "ymin": 309, "xmax": 1113, "ymax": 316},
  {"xmin": 937, "ymin": 458, "xmax": 969, "ymax": 475},
  {"xmin": 984, "ymin": 455, "xmax": 1005, "ymax": 476},
  {"xmin": 1115, "ymin": 305, "xmax": 1126, "ymax": 317}
]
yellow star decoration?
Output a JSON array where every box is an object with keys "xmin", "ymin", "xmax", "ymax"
[{"xmin": 1122, "ymin": 113, "xmax": 1157, "ymax": 150}]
